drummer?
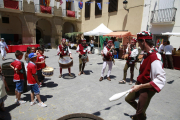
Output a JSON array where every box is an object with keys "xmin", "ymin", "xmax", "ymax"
[
  {"xmin": 57, "ymin": 38, "xmax": 73, "ymax": 78},
  {"xmin": 76, "ymin": 38, "xmax": 91, "ymax": 76}
]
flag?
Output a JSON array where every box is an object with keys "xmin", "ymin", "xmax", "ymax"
[
  {"xmin": 97, "ymin": 3, "xmax": 101, "ymax": 10},
  {"xmin": 78, "ymin": 2, "xmax": 83, "ymax": 9}
]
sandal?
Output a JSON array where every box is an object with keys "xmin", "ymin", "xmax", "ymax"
[
  {"xmin": 78, "ymin": 72, "xmax": 81, "ymax": 76},
  {"xmin": 119, "ymin": 80, "xmax": 126, "ymax": 84}
]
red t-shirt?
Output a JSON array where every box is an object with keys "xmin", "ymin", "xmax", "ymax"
[
  {"xmin": 36, "ymin": 54, "xmax": 46, "ymax": 70},
  {"xmin": 27, "ymin": 62, "xmax": 37, "ymax": 84},
  {"xmin": 10, "ymin": 59, "xmax": 24, "ymax": 81}
]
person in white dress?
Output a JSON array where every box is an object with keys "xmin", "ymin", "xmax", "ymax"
[{"xmin": 0, "ymin": 38, "xmax": 9, "ymax": 60}]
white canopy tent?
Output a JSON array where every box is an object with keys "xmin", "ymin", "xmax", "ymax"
[
  {"xmin": 162, "ymin": 32, "xmax": 180, "ymax": 36},
  {"xmin": 83, "ymin": 23, "xmax": 113, "ymax": 54},
  {"xmin": 84, "ymin": 23, "xmax": 113, "ymax": 36}
]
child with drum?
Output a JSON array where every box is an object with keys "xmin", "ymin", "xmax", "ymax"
[
  {"xmin": 10, "ymin": 50, "xmax": 26, "ymax": 105},
  {"xmin": 27, "ymin": 53, "xmax": 47, "ymax": 107},
  {"xmin": 57, "ymin": 38, "xmax": 73, "ymax": 78},
  {"xmin": 35, "ymin": 47, "xmax": 46, "ymax": 86}
]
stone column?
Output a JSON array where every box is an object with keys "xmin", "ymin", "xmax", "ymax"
[
  {"xmin": 19, "ymin": 13, "xmax": 37, "ymax": 44},
  {"xmin": 51, "ymin": 17, "xmax": 63, "ymax": 48}
]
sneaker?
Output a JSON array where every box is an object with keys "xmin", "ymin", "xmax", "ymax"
[
  {"xmin": 38, "ymin": 102, "xmax": 47, "ymax": 107},
  {"xmin": 14, "ymin": 98, "xmax": 17, "ymax": 103},
  {"xmin": 30, "ymin": 101, "xmax": 37, "ymax": 106},
  {"xmin": 16, "ymin": 100, "xmax": 26, "ymax": 105}
]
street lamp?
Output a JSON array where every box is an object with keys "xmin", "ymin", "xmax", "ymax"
[{"xmin": 123, "ymin": 0, "xmax": 129, "ymax": 11}]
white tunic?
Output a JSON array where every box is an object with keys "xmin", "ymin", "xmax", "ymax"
[{"xmin": 0, "ymin": 41, "xmax": 8, "ymax": 57}]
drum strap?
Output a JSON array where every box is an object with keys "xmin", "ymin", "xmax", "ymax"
[{"xmin": 59, "ymin": 45, "xmax": 69, "ymax": 56}]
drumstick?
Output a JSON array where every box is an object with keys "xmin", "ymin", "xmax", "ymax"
[{"xmin": 109, "ymin": 89, "xmax": 132, "ymax": 102}]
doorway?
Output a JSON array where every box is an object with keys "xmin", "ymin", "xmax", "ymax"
[{"xmin": 36, "ymin": 29, "xmax": 41, "ymax": 44}]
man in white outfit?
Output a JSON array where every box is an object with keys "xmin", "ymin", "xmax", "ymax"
[
  {"xmin": 0, "ymin": 38, "xmax": 9, "ymax": 60},
  {"xmin": 99, "ymin": 40, "xmax": 115, "ymax": 81}
]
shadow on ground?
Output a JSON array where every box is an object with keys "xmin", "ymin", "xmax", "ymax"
[
  {"xmin": 97, "ymin": 62, "xmax": 103, "ymax": 65},
  {"xmin": 83, "ymin": 70, "xmax": 93, "ymax": 75},
  {"xmin": 45, "ymin": 81, "xmax": 58, "ymax": 88},
  {"xmin": 22, "ymin": 94, "xmax": 53, "ymax": 102},
  {"xmin": 1, "ymin": 104, "xmax": 18, "ymax": 120},
  {"xmin": 63, "ymin": 73, "xmax": 76, "ymax": 79},
  {"xmin": 104, "ymin": 75, "xmax": 116, "ymax": 80},
  {"xmin": 167, "ymin": 80, "xmax": 174, "ymax": 84},
  {"xmin": 92, "ymin": 102, "xmax": 122, "ymax": 116}
]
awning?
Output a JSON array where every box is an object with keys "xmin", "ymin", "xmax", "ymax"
[
  {"xmin": 162, "ymin": 32, "xmax": 180, "ymax": 36},
  {"xmin": 103, "ymin": 32, "xmax": 136, "ymax": 38},
  {"xmin": 84, "ymin": 23, "xmax": 113, "ymax": 36}
]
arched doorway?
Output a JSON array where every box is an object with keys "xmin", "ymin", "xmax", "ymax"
[
  {"xmin": 36, "ymin": 19, "xmax": 51, "ymax": 44},
  {"xmin": 36, "ymin": 29, "xmax": 41, "ymax": 44},
  {"xmin": 63, "ymin": 22, "xmax": 75, "ymax": 35}
]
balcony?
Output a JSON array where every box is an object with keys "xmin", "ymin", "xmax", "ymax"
[
  {"xmin": 35, "ymin": 4, "xmax": 54, "ymax": 17},
  {"xmin": 0, "ymin": 0, "xmax": 23, "ymax": 13},
  {"xmin": 151, "ymin": 8, "xmax": 177, "ymax": 25},
  {"xmin": 62, "ymin": 9, "xmax": 78, "ymax": 20}
]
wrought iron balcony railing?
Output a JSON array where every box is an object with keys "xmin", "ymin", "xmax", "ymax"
[{"xmin": 151, "ymin": 8, "xmax": 177, "ymax": 24}]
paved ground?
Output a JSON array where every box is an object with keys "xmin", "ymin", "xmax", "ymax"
[{"xmin": 1, "ymin": 49, "xmax": 180, "ymax": 120}]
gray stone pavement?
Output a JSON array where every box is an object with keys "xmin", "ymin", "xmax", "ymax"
[{"xmin": 1, "ymin": 49, "xmax": 180, "ymax": 120}]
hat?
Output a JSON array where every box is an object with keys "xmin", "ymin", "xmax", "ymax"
[
  {"xmin": 82, "ymin": 38, "xmax": 86, "ymax": 41},
  {"xmin": 137, "ymin": 31, "xmax": 152, "ymax": 40},
  {"xmin": 132, "ymin": 38, "xmax": 137, "ymax": 43},
  {"xmin": 28, "ymin": 53, "xmax": 37, "ymax": 59},
  {"xmin": 62, "ymin": 38, "xmax": 66, "ymax": 41},
  {"xmin": 108, "ymin": 40, "xmax": 113, "ymax": 43}
]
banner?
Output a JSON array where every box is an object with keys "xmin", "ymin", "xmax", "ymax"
[{"xmin": 78, "ymin": 2, "xmax": 83, "ymax": 9}]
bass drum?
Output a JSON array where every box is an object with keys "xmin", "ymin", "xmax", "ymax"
[{"xmin": 59, "ymin": 55, "xmax": 73, "ymax": 69}]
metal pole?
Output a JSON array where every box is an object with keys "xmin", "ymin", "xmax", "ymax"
[{"xmin": 98, "ymin": 36, "xmax": 99, "ymax": 54}]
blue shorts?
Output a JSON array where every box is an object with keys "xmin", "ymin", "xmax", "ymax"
[
  {"xmin": 30, "ymin": 84, "xmax": 40, "ymax": 95},
  {"xmin": 15, "ymin": 80, "xmax": 24, "ymax": 93}
]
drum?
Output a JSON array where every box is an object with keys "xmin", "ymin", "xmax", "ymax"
[
  {"xmin": 42, "ymin": 67, "xmax": 54, "ymax": 77},
  {"xmin": 81, "ymin": 54, "xmax": 89, "ymax": 63},
  {"xmin": 59, "ymin": 55, "xmax": 73, "ymax": 69}
]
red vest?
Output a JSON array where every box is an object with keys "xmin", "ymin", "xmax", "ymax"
[
  {"xmin": 79, "ymin": 44, "xmax": 88, "ymax": 55},
  {"xmin": 137, "ymin": 50, "xmax": 162, "ymax": 84},
  {"xmin": 104, "ymin": 46, "xmax": 113, "ymax": 61},
  {"xmin": 59, "ymin": 45, "xmax": 68, "ymax": 56}
]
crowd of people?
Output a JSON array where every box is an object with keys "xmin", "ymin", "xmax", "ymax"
[{"xmin": 0, "ymin": 31, "xmax": 167, "ymax": 120}]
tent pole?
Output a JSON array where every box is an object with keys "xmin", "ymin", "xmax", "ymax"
[{"xmin": 98, "ymin": 36, "xmax": 99, "ymax": 54}]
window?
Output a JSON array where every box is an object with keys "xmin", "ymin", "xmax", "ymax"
[
  {"xmin": 2, "ymin": 17, "xmax": 9, "ymax": 23},
  {"xmin": 95, "ymin": 0, "xmax": 102, "ymax": 15},
  {"xmin": 66, "ymin": 1, "xmax": 71, "ymax": 10},
  {"xmin": 85, "ymin": 1, "xmax": 91, "ymax": 18},
  {"xmin": 108, "ymin": 0, "xmax": 118, "ymax": 12}
]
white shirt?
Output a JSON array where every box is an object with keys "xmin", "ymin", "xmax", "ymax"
[
  {"xmin": 158, "ymin": 44, "xmax": 164, "ymax": 53},
  {"xmin": 164, "ymin": 45, "xmax": 173, "ymax": 55}
]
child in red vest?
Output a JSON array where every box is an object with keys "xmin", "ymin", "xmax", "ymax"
[
  {"xmin": 35, "ymin": 47, "xmax": 46, "ymax": 86},
  {"xmin": 10, "ymin": 50, "xmax": 26, "ymax": 105},
  {"xmin": 27, "ymin": 53, "xmax": 47, "ymax": 107}
]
